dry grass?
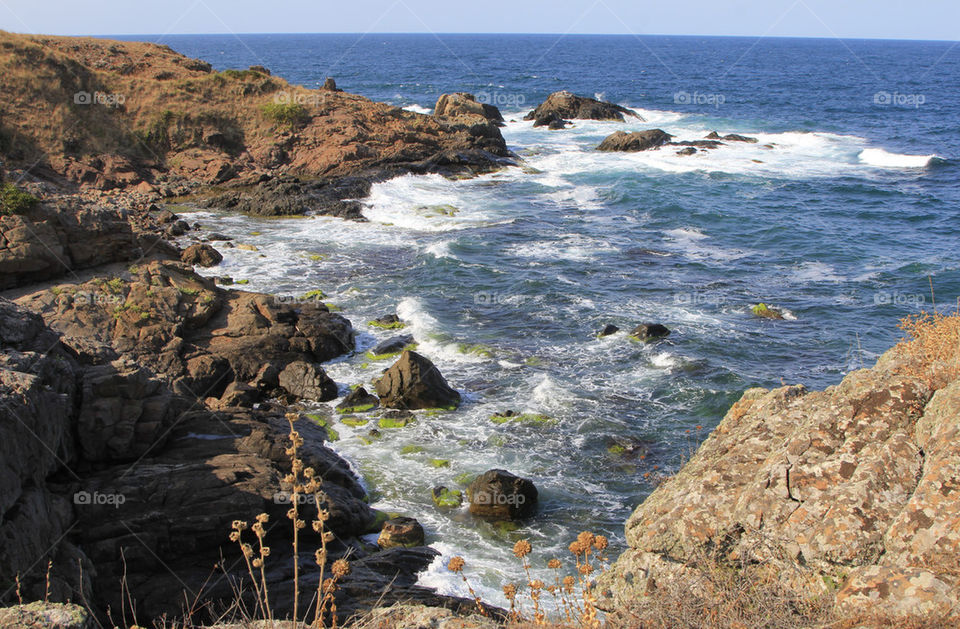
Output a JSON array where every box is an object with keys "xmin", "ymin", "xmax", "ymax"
[{"xmin": 897, "ymin": 302, "xmax": 960, "ymax": 390}]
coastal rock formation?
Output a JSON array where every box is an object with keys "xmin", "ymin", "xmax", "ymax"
[
  {"xmin": 524, "ymin": 91, "xmax": 642, "ymax": 123},
  {"xmin": 598, "ymin": 343, "xmax": 960, "ymax": 622},
  {"xmin": 15, "ymin": 261, "xmax": 355, "ymax": 402},
  {"xmin": 378, "ymin": 516, "xmax": 426, "ymax": 549},
  {"xmin": 375, "ymin": 350, "xmax": 461, "ymax": 410},
  {"xmin": 467, "ymin": 469, "xmax": 538, "ymax": 520},
  {"xmin": 0, "ymin": 197, "xmax": 142, "ymax": 289},
  {"xmin": 434, "ymin": 92, "xmax": 504, "ymax": 123},
  {"xmin": 597, "ymin": 130, "xmax": 673, "ymax": 152},
  {"xmin": 0, "ymin": 32, "xmax": 514, "ymax": 219},
  {"xmin": 629, "ymin": 323, "xmax": 671, "ymax": 340}
]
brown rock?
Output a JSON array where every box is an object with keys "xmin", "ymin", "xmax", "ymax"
[
  {"xmin": 180, "ymin": 243, "xmax": 223, "ymax": 267},
  {"xmin": 597, "ymin": 130, "xmax": 673, "ymax": 152},
  {"xmin": 467, "ymin": 469, "xmax": 538, "ymax": 520},
  {"xmin": 278, "ymin": 360, "xmax": 338, "ymax": 402},
  {"xmin": 524, "ymin": 91, "xmax": 642, "ymax": 123},
  {"xmin": 434, "ymin": 92, "xmax": 504, "ymax": 123},
  {"xmin": 374, "ymin": 350, "xmax": 461, "ymax": 410},
  {"xmin": 378, "ymin": 517, "xmax": 426, "ymax": 549}
]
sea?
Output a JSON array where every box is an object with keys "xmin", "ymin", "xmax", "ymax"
[{"xmin": 116, "ymin": 33, "xmax": 960, "ymax": 605}]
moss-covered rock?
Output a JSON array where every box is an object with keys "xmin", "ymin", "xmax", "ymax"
[{"xmin": 432, "ymin": 486, "xmax": 463, "ymax": 508}]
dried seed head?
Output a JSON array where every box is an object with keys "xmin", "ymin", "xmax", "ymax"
[
  {"xmin": 231, "ymin": 520, "xmax": 248, "ymax": 531},
  {"xmin": 448, "ymin": 556, "xmax": 465, "ymax": 573},
  {"xmin": 255, "ymin": 513, "xmax": 269, "ymax": 524},
  {"xmin": 547, "ymin": 558, "xmax": 562, "ymax": 570},
  {"xmin": 315, "ymin": 549, "xmax": 326, "ymax": 565},
  {"xmin": 228, "ymin": 531, "xmax": 241, "ymax": 543},
  {"xmin": 593, "ymin": 534, "xmax": 609, "ymax": 551},
  {"xmin": 332, "ymin": 559, "xmax": 350, "ymax": 578},
  {"xmin": 530, "ymin": 579, "xmax": 544, "ymax": 590},
  {"xmin": 252, "ymin": 558, "xmax": 263, "ymax": 568},
  {"xmin": 563, "ymin": 576, "xmax": 575, "ymax": 593},
  {"xmin": 503, "ymin": 583, "xmax": 517, "ymax": 600},
  {"xmin": 513, "ymin": 539, "xmax": 532, "ymax": 559}
]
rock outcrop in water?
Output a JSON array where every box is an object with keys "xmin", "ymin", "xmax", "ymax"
[
  {"xmin": 597, "ymin": 130, "xmax": 673, "ymax": 152},
  {"xmin": 598, "ymin": 342, "xmax": 960, "ymax": 622},
  {"xmin": 524, "ymin": 90, "xmax": 642, "ymax": 124},
  {"xmin": 375, "ymin": 350, "xmax": 462, "ymax": 410},
  {"xmin": 434, "ymin": 92, "xmax": 504, "ymax": 123}
]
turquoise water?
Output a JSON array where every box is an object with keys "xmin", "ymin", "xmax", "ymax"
[{"xmin": 140, "ymin": 34, "xmax": 960, "ymax": 603}]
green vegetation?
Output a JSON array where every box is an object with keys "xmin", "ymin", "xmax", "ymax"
[
  {"xmin": 454, "ymin": 472, "xmax": 474, "ymax": 486},
  {"xmin": 300, "ymin": 289, "xmax": 326, "ymax": 300},
  {"xmin": 431, "ymin": 487, "xmax": 462, "ymax": 508},
  {"xmin": 339, "ymin": 416, "xmax": 369, "ymax": 427},
  {"xmin": 400, "ymin": 444, "xmax": 425, "ymax": 455},
  {"xmin": 178, "ymin": 286, "xmax": 200, "ymax": 297},
  {"xmin": 365, "ymin": 343, "xmax": 417, "ymax": 361},
  {"xmin": 367, "ymin": 319, "xmax": 406, "ymax": 330},
  {"xmin": 490, "ymin": 412, "xmax": 554, "ymax": 426},
  {"xmin": 428, "ymin": 458, "xmax": 450, "ymax": 468},
  {"xmin": 0, "ymin": 182, "xmax": 40, "ymax": 215},
  {"xmin": 336, "ymin": 403, "xmax": 376, "ymax": 415},
  {"xmin": 306, "ymin": 414, "xmax": 340, "ymax": 441},
  {"xmin": 260, "ymin": 102, "xmax": 310, "ymax": 129},
  {"xmin": 458, "ymin": 343, "xmax": 494, "ymax": 358},
  {"xmin": 378, "ymin": 415, "xmax": 416, "ymax": 429}
]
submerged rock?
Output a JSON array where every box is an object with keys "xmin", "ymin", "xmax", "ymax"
[
  {"xmin": 629, "ymin": 323, "xmax": 671, "ymax": 341},
  {"xmin": 751, "ymin": 303, "xmax": 785, "ymax": 319},
  {"xmin": 524, "ymin": 91, "xmax": 642, "ymax": 123},
  {"xmin": 597, "ymin": 130, "xmax": 673, "ymax": 152},
  {"xmin": 375, "ymin": 350, "xmax": 461, "ymax": 410},
  {"xmin": 467, "ymin": 469, "xmax": 538, "ymax": 520},
  {"xmin": 597, "ymin": 324, "xmax": 620, "ymax": 337}
]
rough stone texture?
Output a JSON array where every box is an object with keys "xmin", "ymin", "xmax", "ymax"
[
  {"xmin": 378, "ymin": 517, "xmax": 426, "ymax": 549},
  {"xmin": 524, "ymin": 91, "xmax": 642, "ymax": 123},
  {"xmin": 0, "ymin": 200, "xmax": 140, "ymax": 289},
  {"xmin": 359, "ymin": 603, "xmax": 500, "ymax": 629},
  {"xmin": 599, "ymin": 345, "xmax": 960, "ymax": 621},
  {"xmin": 375, "ymin": 350, "xmax": 461, "ymax": 410},
  {"xmin": 0, "ymin": 602, "xmax": 91, "ymax": 628},
  {"xmin": 180, "ymin": 242, "xmax": 223, "ymax": 267},
  {"xmin": 467, "ymin": 469, "xmax": 538, "ymax": 520},
  {"xmin": 15, "ymin": 261, "xmax": 355, "ymax": 398},
  {"xmin": 278, "ymin": 360, "xmax": 338, "ymax": 401},
  {"xmin": 434, "ymin": 92, "xmax": 504, "ymax": 123},
  {"xmin": 597, "ymin": 130, "xmax": 673, "ymax": 152}
]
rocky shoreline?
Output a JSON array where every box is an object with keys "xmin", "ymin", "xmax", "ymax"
[{"xmin": 2, "ymin": 31, "xmax": 958, "ymax": 629}]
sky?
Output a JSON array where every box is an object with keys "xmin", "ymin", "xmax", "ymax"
[{"xmin": 0, "ymin": 0, "xmax": 958, "ymax": 41}]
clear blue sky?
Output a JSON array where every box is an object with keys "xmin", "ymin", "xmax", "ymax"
[{"xmin": 1, "ymin": 0, "xmax": 958, "ymax": 41}]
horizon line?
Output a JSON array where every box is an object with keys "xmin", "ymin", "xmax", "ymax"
[{"xmin": 37, "ymin": 31, "xmax": 960, "ymax": 44}]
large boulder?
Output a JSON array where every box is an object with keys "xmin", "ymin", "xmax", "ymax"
[
  {"xmin": 524, "ymin": 91, "xmax": 642, "ymax": 123},
  {"xmin": 629, "ymin": 323, "xmax": 671, "ymax": 340},
  {"xmin": 278, "ymin": 360, "xmax": 338, "ymax": 402},
  {"xmin": 180, "ymin": 243, "xmax": 222, "ymax": 267},
  {"xmin": 598, "ymin": 343, "xmax": 960, "ymax": 623},
  {"xmin": 597, "ymin": 130, "xmax": 673, "ymax": 152},
  {"xmin": 377, "ymin": 517, "xmax": 426, "ymax": 549},
  {"xmin": 467, "ymin": 469, "xmax": 538, "ymax": 520},
  {"xmin": 375, "ymin": 350, "xmax": 461, "ymax": 410},
  {"xmin": 434, "ymin": 93, "xmax": 503, "ymax": 123}
]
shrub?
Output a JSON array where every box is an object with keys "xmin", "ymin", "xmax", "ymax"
[
  {"xmin": 261, "ymin": 102, "xmax": 310, "ymax": 130},
  {"xmin": 0, "ymin": 182, "xmax": 39, "ymax": 215},
  {"xmin": 897, "ymin": 304, "xmax": 960, "ymax": 389}
]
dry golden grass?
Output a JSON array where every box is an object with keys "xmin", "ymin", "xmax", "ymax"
[{"xmin": 897, "ymin": 303, "xmax": 960, "ymax": 390}]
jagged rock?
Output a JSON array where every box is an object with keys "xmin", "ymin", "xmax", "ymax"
[
  {"xmin": 360, "ymin": 604, "xmax": 500, "ymax": 629},
  {"xmin": 531, "ymin": 111, "xmax": 569, "ymax": 129},
  {"xmin": 378, "ymin": 517, "xmax": 425, "ymax": 549},
  {"xmin": 524, "ymin": 91, "xmax": 642, "ymax": 122},
  {"xmin": 278, "ymin": 360, "xmax": 338, "ymax": 401},
  {"xmin": 598, "ymin": 344, "xmax": 960, "ymax": 622},
  {"xmin": 337, "ymin": 386, "xmax": 379, "ymax": 413},
  {"xmin": 180, "ymin": 243, "xmax": 222, "ymax": 267},
  {"xmin": 370, "ymin": 334, "xmax": 414, "ymax": 357},
  {"xmin": 434, "ymin": 92, "xmax": 503, "ymax": 123},
  {"xmin": 597, "ymin": 130, "xmax": 673, "ymax": 152},
  {"xmin": 374, "ymin": 351, "xmax": 460, "ymax": 410},
  {"xmin": 467, "ymin": 469, "xmax": 538, "ymax": 520},
  {"xmin": 676, "ymin": 147, "xmax": 698, "ymax": 156}
]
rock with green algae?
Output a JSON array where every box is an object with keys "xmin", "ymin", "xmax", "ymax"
[
  {"xmin": 336, "ymin": 386, "xmax": 379, "ymax": 414},
  {"xmin": 432, "ymin": 486, "xmax": 464, "ymax": 508},
  {"xmin": 751, "ymin": 302, "xmax": 785, "ymax": 319},
  {"xmin": 340, "ymin": 415, "xmax": 369, "ymax": 427},
  {"xmin": 429, "ymin": 458, "xmax": 450, "ymax": 468},
  {"xmin": 401, "ymin": 444, "xmax": 426, "ymax": 455},
  {"xmin": 377, "ymin": 516, "xmax": 425, "ymax": 549},
  {"xmin": 490, "ymin": 410, "xmax": 554, "ymax": 425},
  {"xmin": 368, "ymin": 313, "xmax": 405, "ymax": 330},
  {"xmin": 0, "ymin": 602, "xmax": 91, "ymax": 629},
  {"xmin": 306, "ymin": 413, "xmax": 340, "ymax": 441}
]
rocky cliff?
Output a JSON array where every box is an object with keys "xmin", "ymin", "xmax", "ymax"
[{"xmin": 598, "ymin": 337, "xmax": 960, "ymax": 625}]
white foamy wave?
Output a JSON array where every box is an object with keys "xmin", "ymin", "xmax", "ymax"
[
  {"xmin": 402, "ymin": 104, "xmax": 433, "ymax": 115},
  {"xmin": 792, "ymin": 261, "xmax": 845, "ymax": 283},
  {"xmin": 650, "ymin": 352, "xmax": 677, "ymax": 369},
  {"xmin": 858, "ymin": 148, "xmax": 938, "ymax": 169},
  {"xmin": 424, "ymin": 240, "xmax": 455, "ymax": 259},
  {"xmin": 363, "ymin": 174, "xmax": 500, "ymax": 232}
]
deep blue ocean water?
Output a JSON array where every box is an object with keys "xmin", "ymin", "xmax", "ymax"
[{"xmin": 116, "ymin": 33, "xmax": 960, "ymax": 601}]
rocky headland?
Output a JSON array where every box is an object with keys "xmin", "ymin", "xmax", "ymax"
[{"xmin": 1, "ymin": 31, "xmax": 958, "ymax": 629}]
